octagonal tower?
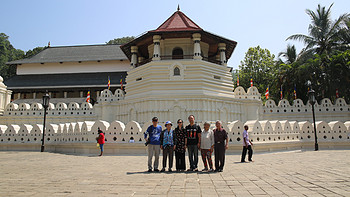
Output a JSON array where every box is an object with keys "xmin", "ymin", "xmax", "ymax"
[{"xmin": 110, "ymin": 8, "xmax": 261, "ymax": 124}]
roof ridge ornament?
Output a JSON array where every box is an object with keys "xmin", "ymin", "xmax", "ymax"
[{"xmin": 177, "ymin": 4, "xmax": 180, "ymax": 11}]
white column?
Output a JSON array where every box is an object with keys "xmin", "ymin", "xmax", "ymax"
[
  {"xmin": 17, "ymin": 93, "xmax": 21, "ymax": 99},
  {"xmin": 131, "ymin": 46, "xmax": 138, "ymax": 67},
  {"xmin": 192, "ymin": 33, "xmax": 202, "ymax": 60},
  {"xmin": 64, "ymin": 92, "xmax": 68, "ymax": 98},
  {"xmin": 33, "ymin": 92, "xmax": 36, "ymax": 99},
  {"xmin": 152, "ymin": 35, "xmax": 161, "ymax": 61},
  {"xmin": 218, "ymin": 43, "xmax": 227, "ymax": 66},
  {"xmin": 80, "ymin": 91, "xmax": 83, "ymax": 98}
]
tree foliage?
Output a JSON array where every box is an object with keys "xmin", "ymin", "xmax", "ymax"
[
  {"xmin": 286, "ymin": 4, "xmax": 350, "ymax": 58},
  {"xmin": 0, "ymin": 33, "xmax": 24, "ymax": 80},
  {"xmin": 106, "ymin": 36, "xmax": 135, "ymax": 45},
  {"xmin": 236, "ymin": 4, "xmax": 350, "ymax": 104},
  {"xmin": 0, "ymin": 33, "xmax": 45, "ymax": 81},
  {"xmin": 238, "ymin": 46, "xmax": 275, "ymax": 101}
]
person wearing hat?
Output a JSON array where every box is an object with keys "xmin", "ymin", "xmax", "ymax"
[
  {"xmin": 160, "ymin": 121, "xmax": 175, "ymax": 172},
  {"xmin": 144, "ymin": 117, "xmax": 162, "ymax": 172}
]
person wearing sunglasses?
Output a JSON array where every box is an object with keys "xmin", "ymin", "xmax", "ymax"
[{"xmin": 174, "ymin": 119, "xmax": 187, "ymax": 171}]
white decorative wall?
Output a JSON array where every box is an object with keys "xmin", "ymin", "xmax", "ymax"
[
  {"xmin": 1, "ymin": 120, "xmax": 349, "ymax": 152},
  {"xmin": 262, "ymin": 98, "xmax": 350, "ymax": 122}
]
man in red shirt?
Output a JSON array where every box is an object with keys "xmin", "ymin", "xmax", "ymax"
[{"xmin": 96, "ymin": 129, "xmax": 105, "ymax": 156}]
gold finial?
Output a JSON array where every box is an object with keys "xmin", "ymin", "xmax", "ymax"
[{"xmin": 177, "ymin": 4, "xmax": 180, "ymax": 11}]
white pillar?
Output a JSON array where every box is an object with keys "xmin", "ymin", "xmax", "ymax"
[
  {"xmin": 80, "ymin": 91, "xmax": 83, "ymax": 98},
  {"xmin": 33, "ymin": 92, "xmax": 36, "ymax": 99},
  {"xmin": 131, "ymin": 46, "xmax": 138, "ymax": 67},
  {"xmin": 218, "ymin": 43, "xmax": 227, "ymax": 66},
  {"xmin": 17, "ymin": 93, "xmax": 21, "ymax": 99},
  {"xmin": 152, "ymin": 35, "xmax": 161, "ymax": 61},
  {"xmin": 192, "ymin": 33, "xmax": 202, "ymax": 60},
  {"xmin": 64, "ymin": 92, "xmax": 68, "ymax": 98}
]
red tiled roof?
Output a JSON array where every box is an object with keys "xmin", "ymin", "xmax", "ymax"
[{"xmin": 152, "ymin": 11, "xmax": 202, "ymax": 32}]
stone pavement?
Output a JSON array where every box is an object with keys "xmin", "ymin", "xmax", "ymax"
[{"xmin": 0, "ymin": 150, "xmax": 349, "ymax": 197}]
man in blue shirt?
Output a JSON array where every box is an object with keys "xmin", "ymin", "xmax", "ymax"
[{"xmin": 144, "ymin": 117, "xmax": 162, "ymax": 172}]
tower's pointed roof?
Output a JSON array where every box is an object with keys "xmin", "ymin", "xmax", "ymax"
[
  {"xmin": 121, "ymin": 9, "xmax": 237, "ymax": 63},
  {"xmin": 152, "ymin": 10, "xmax": 202, "ymax": 32}
]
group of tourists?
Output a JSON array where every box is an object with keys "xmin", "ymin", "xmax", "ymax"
[
  {"xmin": 95, "ymin": 115, "xmax": 254, "ymax": 170},
  {"xmin": 144, "ymin": 115, "xmax": 254, "ymax": 173}
]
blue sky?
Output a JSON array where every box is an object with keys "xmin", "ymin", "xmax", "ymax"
[{"xmin": 1, "ymin": 0, "xmax": 349, "ymax": 69}]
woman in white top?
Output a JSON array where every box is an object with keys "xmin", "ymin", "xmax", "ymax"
[{"xmin": 200, "ymin": 121, "xmax": 214, "ymax": 172}]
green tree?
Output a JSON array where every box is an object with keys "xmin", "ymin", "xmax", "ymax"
[
  {"xmin": 0, "ymin": 33, "xmax": 45, "ymax": 81},
  {"xmin": 286, "ymin": 4, "xmax": 349, "ymax": 58},
  {"xmin": 278, "ymin": 44, "xmax": 297, "ymax": 64},
  {"xmin": 283, "ymin": 4, "xmax": 350, "ymax": 104},
  {"xmin": 303, "ymin": 50, "xmax": 350, "ymax": 103},
  {"xmin": 338, "ymin": 16, "xmax": 350, "ymax": 45},
  {"xmin": 106, "ymin": 36, "xmax": 135, "ymax": 45},
  {"xmin": 24, "ymin": 46, "xmax": 45, "ymax": 58},
  {"xmin": 238, "ymin": 46, "xmax": 276, "ymax": 101},
  {"xmin": 0, "ymin": 33, "xmax": 25, "ymax": 80}
]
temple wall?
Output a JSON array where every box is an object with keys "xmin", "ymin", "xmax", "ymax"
[
  {"xmin": 0, "ymin": 119, "xmax": 348, "ymax": 154},
  {"xmin": 262, "ymin": 98, "xmax": 350, "ymax": 122},
  {"xmin": 16, "ymin": 60, "xmax": 131, "ymax": 75}
]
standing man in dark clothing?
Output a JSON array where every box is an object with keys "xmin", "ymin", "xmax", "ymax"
[
  {"xmin": 185, "ymin": 115, "xmax": 201, "ymax": 171},
  {"xmin": 213, "ymin": 120, "xmax": 228, "ymax": 172}
]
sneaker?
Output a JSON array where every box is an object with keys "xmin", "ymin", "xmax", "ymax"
[
  {"xmin": 147, "ymin": 169, "xmax": 152, "ymax": 172},
  {"xmin": 208, "ymin": 168, "xmax": 214, "ymax": 172},
  {"xmin": 168, "ymin": 168, "xmax": 172, "ymax": 172},
  {"xmin": 201, "ymin": 168, "xmax": 208, "ymax": 172},
  {"xmin": 218, "ymin": 169, "xmax": 223, "ymax": 172},
  {"xmin": 154, "ymin": 169, "xmax": 159, "ymax": 172},
  {"xmin": 160, "ymin": 168, "xmax": 165, "ymax": 172},
  {"xmin": 187, "ymin": 168, "xmax": 193, "ymax": 171},
  {"xmin": 194, "ymin": 168, "xmax": 198, "ymax": 172}
]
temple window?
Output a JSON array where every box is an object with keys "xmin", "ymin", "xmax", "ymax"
[
  {"xmin": 172, "ymin": 47, "xmax": 183, "ymax": 59},
  {"xmin": 174, "ymin": 67, "xmax": 180, "ymax": 76}
]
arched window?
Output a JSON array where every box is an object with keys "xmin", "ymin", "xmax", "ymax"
[
  {"xmin": 173, "ymin": 67, "xmax": 180, "ymax": 76},
  {"xmin": 172, "ymin": 48, "xmax": 183, "ymax": 59}
]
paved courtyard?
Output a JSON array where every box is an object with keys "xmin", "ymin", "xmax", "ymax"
[{"xmin": 0, "ymin": 150, "xmax": 349, "ymax": 197}]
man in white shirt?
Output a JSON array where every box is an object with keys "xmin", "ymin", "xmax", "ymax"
[
  {"xmin": 200, "ymin": 121, "xmax": 214, "ymax": 172},
  {"xmin": 241, "ymin": 125, "xmax": 253, "ymax": 162}
]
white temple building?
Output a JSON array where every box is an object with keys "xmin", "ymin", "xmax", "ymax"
[{"xmin": 0, "ymin": 8, "xmax": 349, "ymax": 153}]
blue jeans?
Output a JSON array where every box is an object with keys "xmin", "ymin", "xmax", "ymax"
[
  {"xmin": 99, "ymin": 144, "xmax": 104, "ymax": 152},
  {"xmin": 187, "ymin": 145, "xmax": 198, "ymax": 169}
]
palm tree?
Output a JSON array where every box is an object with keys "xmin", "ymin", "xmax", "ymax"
[
  {"xmin": 338, "ymin": 17, "xmax": 350, "ymax": 46},
  {"xmin": 278, "ymin": 44, "xmax": 297, "ymax": 64},
  {"xmin": 286, "ymin": 4, "xmax": 349, "ymax": 57}
]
